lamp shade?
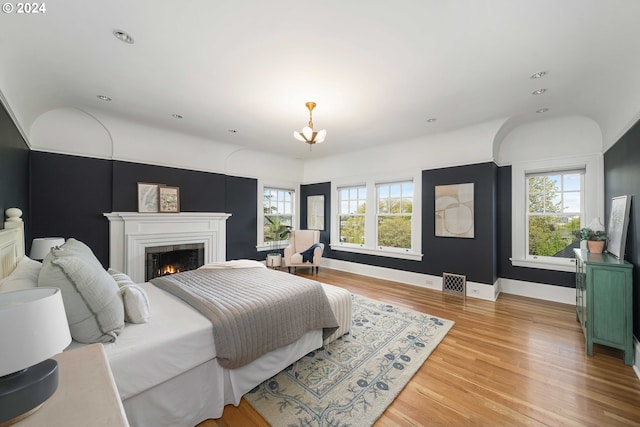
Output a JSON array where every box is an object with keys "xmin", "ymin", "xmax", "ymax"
[
  {"xmin": 29, "ymin": 237, "xmax": 65, "ymax": 260},
  {"xmin": 0, "ymin": 288, "xmax": 71, "ymax": 377}
]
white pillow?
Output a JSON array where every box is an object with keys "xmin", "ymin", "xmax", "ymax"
[
  {"xmin": 119, "ymin": 285, "xmax": 150, "ymax": 323},
  {"xmin": 108, "ymin": 269, "xmax": 150, "ymax": 324},
  {"xmin": 108, "ymin": 268, "xmax": 135, "ymax": 287},
  {"xmin": 39, "ymin": 239, "xmax": 124, "ymax": 343},
  {"xmin": 0, "ymin": 256, "xmax": 42, "ymax": 292}
]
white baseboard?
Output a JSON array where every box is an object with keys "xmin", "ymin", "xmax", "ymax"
[
  {"xmin": 321, "ymin": 259, "xmax": 575, "ymax": 304},
  {"xmin": 320, "ymin": 258, "xmax": 498, "ymax": 301},
  {"xmin": 634, "ymin": 338, "xmax": 640, "ymax": 380},
  {"xmin": 498, "ymin": 278, "xmax": 575, "ymax": 305}
]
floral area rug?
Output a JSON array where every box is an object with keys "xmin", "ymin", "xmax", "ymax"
[{"xmin": 244, "ymin": 294, "xmax": 454, "ymax": 427}]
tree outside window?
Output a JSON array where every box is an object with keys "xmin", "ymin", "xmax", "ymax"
[
  {"xmin": 264, "ymin": 188, "xmax": 294, "ymax": 244},
  {"xmin": 527, "ymin": 172, "xmax": 582, "ymax": 258},
  {"xmin": 338, "ymin": 186, "xmax": 366, "ymax": 244},
  {"xmin": 377, "ymin": 182, "xmax": 413, "ymax": 249}
]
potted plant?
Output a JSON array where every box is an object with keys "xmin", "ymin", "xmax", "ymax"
[
  {"xmin": 264, "ymin": 217, "xmax": 292, "ymax": 268},
  {"xmin": 572, "ymin": 227, "xmax": 607, "ymax": 254}
]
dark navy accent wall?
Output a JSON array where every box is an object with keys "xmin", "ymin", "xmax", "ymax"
[
  {"xmin": 422, "ymin": 162, "xmax": 498, "ymax": 284},
  {"xmin": 30, "ymin": 153, "xmax": 259, "ymax": 267},
  {"xmin": 497, "ymin": 166, "xmax": 575, "ymax": 287},
  {"xmin": 30, "ymin": 152, "xmax": 113, "ymax": 265},
  {"xmin": 111, "ymin": 161, "xmax": 226, "ymax": 212},
  {"xmin": 604, "ymin": 119, "xmax": 640, "ymax": 339},
  {"xmin": 299, "ymin": 182, "xmax": 331, "ymax": 247},
  {"xmin": 225, "ymin": 175, "xmax": 259, "ymax": 260},
  {"xmin": 0, "ymin": 101, "xmax": 29, "ymax": 235}
]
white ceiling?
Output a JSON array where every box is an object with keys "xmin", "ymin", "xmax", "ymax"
[{"xmin": 2, "ymin": 0, "xmax": 640, "ymax": 159}]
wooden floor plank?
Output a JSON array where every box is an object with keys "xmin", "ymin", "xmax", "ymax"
[{"xmin": 198, "ymin": 268, "xmax": 640, "ymax": 427}]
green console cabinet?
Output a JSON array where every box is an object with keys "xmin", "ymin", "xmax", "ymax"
[{"xmin": 574, "ymin": 249, "xmax": 634, "ymax": 365}]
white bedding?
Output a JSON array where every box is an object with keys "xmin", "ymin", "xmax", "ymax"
[
  {"xmin": 66, "ymin": 282, "xmax": 216, "ymax": 400},
  {"xmin": 65, "ymin": 278, "xmax": 352, "ymax": 427}
]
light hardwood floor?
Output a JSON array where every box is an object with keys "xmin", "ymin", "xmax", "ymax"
[{"xmin": 199, "ymin": 268, "xmax": 640, "ymax": 427}]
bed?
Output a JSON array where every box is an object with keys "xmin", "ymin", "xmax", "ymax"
[{"xmin": 0, "ymin": 213, "xmax": 352, "ymax": 427}]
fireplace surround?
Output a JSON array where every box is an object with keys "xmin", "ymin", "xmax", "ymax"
[{"xmin": 104, "ymin": 212, "xmax": 231, "ymax": 283}]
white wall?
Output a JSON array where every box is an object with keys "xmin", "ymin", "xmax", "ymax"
[
  {"xmin": 495, "ymin": 115, "xmax": 603, "ymax": 165},
  {"xmin": 303, "ymin": 119, "xmax": 506, "ymax": 184},
  {"xmin": 29, "ymin": 107, "xmax": 304, "ymax": 183}
]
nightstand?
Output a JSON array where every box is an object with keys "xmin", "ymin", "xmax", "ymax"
[{"xmin": 14, "ymin": 343, "xmax": 129, "ymax": 426}]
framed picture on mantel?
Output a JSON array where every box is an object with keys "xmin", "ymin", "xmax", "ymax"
[
  {"xmin": 159, "ymin": 186, "xmax": 180, "ymax": 213},
  {"xmin": 137, "ymin": 182, "xmax": 160, "ymax": 213}
]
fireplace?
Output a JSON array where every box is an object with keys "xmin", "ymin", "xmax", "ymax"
[
  {"xmin": 104, "ymin": 212, "xmax": 231, "ymax": 283},
  {"xmin": 145, "ymin": 243, "xmax": 204, "ymax": 281}
]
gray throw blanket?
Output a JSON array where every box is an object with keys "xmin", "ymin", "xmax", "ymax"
[{"xmin": 150, "ymin": 268, "xmax": 338, "ymax": 369}]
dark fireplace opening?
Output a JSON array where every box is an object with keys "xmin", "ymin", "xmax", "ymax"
[{"xmin": 145, "ymin": 243, "xmax": 205, "ymax": 281}]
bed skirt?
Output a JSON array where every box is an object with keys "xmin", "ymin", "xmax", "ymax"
[{"xmin": 124, "ymin": 329, "xmax": 323, "ymax": 427}]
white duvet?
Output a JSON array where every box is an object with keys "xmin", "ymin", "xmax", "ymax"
[{"xmin": 67, "ymin": 282, "xmax": 215, "ymax": 400}]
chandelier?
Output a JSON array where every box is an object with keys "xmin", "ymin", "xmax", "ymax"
[{"xmin": 293, "ymin": 101, "xmax": 326, "ymax": 147}]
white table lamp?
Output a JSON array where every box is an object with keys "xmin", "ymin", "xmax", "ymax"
[
  {"xmin": 29, "ymin": 238, "xmax": 65, "ymax": 261},
  {"xmin": 0, "ymin": 288, "xmax": 71, "ymax": 425}
]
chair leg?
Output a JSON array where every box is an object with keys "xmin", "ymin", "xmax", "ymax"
[{"xmin": 287, "ymin": 267, "xmax": 291, "ymax": 273}]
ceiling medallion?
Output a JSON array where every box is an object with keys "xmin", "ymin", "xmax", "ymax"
[{"xmin": 293, "ymin": 102, "xmax": 326, "ymax": 149}]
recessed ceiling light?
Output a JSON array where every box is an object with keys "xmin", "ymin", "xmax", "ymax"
[
  {"xmin": 97, "ymin": 95, "xmax": 112, "ymax": 101},
  {"xmin": 531, "ymin": 88, "xmax": 547, "ymax": 95},
  {"xmin": 536, "ymin": 108, "xmax": 549, "ymax": 113},
  {"xmin": 228, "ymin": 129, "xmax": 238, "ymax": 133},
  {"xmin": 426, "ymin": 118, "xmax": 437, "ymax": 123},
  {"xmin": 530, "ymin": 71, "xmax": 547, "ymax": 79},
  {"xmin": 113, "ymin": 30, "xmax": 134, "ymax": 44},
  {"xmin": 171, "ymin": 114, "xmax": 183, "ymax": 119}
]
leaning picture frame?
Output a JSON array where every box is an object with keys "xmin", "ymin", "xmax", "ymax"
[
  {"xmin": 307, "ymin": 195, "xmax": 325, "ymax": 230},
  {"xmin": 607, "ymin": 195, "xmax": 631, "ymax": 259},
  {"xmin": 137, "ymin": 182, "xmax": 160, "ymax": 213},
  {"xmin": 159, "ymin": 186, "xmax": 180, "ymax": 213}
]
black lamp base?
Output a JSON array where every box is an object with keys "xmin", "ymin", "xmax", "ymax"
[{"xmin": 0, "ymin": 359, "xmax": 59, "ymax": 426}]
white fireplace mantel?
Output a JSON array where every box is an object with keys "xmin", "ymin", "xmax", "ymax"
[{"xmin": 104, "ymin": 212, "xmax": 231, "ymax": 283}]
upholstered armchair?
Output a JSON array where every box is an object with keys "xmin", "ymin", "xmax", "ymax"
[{"xmin": 283, "ymin": 230, "xmax": 324, "ymax": 273}]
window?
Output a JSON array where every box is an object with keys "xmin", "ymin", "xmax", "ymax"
[
  {"xmin": 331, "ymin": 174, "xmax": 422, "ymax": 261},
  {"xmin": 511, "ymin": 154, "xmax": 603, "ymax": 272},
  {"xmin": 263, "ymin": 187, "xmax": 294, "ymax": 245},
  {"xmin": 376, "ymin": 181, "xmax": 413, "ymax": 249},
  {"xmin": 527, "ymin": 170, "xmax": 583, "ymax": 259},
  {"xmin": 338, "ymin": 186, "xmax": 366, "ymax": 244}
]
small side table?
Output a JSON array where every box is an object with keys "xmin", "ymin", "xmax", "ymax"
[{"xmin": 15, "ymin": 343, "xmax": 129, "ymax": 426}]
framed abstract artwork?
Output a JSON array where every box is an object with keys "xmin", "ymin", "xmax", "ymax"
[{"xmin": 435, "ymin": 183, "xmax": 474, "ymax": 238}]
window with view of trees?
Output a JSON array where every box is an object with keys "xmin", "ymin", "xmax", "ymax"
[
  {"xmin": 527, "ymin": 170, "xmax": 583, "ymax": 258},
  {"xmin": 339, "ymin": 186, "xmax": 366, "ymax": 244},
  {"xmin": 263, "ymin": 187, "xmax": 294, "ymax": 243},
  {"xmin": 377, "ymin": 181, "xmax": 413, "ymax": 249}
]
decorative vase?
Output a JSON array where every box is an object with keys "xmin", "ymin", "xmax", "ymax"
[{"xmin": 587, "ymin": 240, "xmax": 605, "ymax": 254}]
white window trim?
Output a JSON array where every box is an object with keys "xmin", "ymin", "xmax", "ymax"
[
  {"xmin": 330, "ymin": 172, "xmax": 423, "ymax": 261},
  {"xmin": 511, "ymin": 153, "xmax": 603, "ymax": 272},
  {"xmin": 257, "ymin": 180, "xmax": 299, "ymax": 252}
]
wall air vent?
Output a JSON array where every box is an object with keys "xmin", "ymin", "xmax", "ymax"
[{"xmin": 442, "ymin": 272, "xmax": 466, "ymax": 296}]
